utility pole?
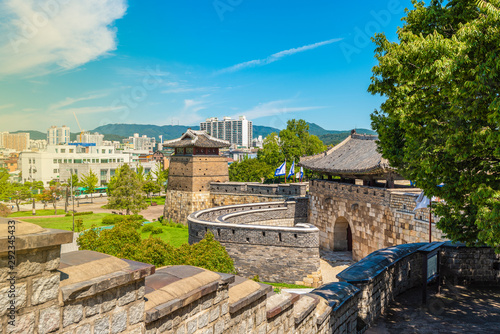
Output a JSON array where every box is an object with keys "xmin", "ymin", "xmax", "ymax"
[{"xmin": 70, "ymin": 169, "xmax": 75, "ymax": 232}]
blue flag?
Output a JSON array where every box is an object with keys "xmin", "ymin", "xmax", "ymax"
[
  {"xmin": 274, "ymin": 161, "xmax": 286, "ymax": 177},
  {"xmin": 299, "ymin": 167, "xmax": 304, "ymax": 180},
  {"xmin": 287, "ymin": 161, "xmax": 295, "ymax": 179}
]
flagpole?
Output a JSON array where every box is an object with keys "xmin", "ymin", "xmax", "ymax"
[{"xmin": 429, "ymin": 200, "xmax": 432, "ymax": 243}]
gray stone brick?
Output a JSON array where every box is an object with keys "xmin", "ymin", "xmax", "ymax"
[
  {"xmin": 129, "ymin": 302, "xmax": 145, "ymax": 325},
  {"xmin": 63, "ymin": 302, "xmax": 84, "ymax": 327},
  {"xmin": 32, "ymin": 274, "xmax": 59, "ymax": 305},
  {"xmin": 76, "ymin": 323, "xmax": 91, "ymax": 334},
  {"xmin": 111, "ymin": 310, "xmax": 127, "ymax": 334},
  {"xmin": 117, "ymin": 283, "xmax": 136, "ymax": 306},
  {"xmin": 0, "ymin": 283, "xmax": 26, "ymax": 316},
  {"xmin": 94, "ymin": 316, "xmax": 110, "ymax": 334},
  {"xmin": 7, "ymin": 312, "xmax": 35, "ymax": 334},
  {"xmin": 38, "ymin": 305, "xmax": 60, "ymax": 334}
]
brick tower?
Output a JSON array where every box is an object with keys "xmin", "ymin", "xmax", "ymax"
[{"xmin": 163, "ymin": 129, "xmax": 230, "ymax": 223}]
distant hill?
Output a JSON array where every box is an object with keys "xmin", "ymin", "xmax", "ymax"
[
  {"xmin": 253, "ymin": 125, "xmax": 280, "ymax": 138},
  {"xmin": 11, "ymin": 122, "xmax": 375, "ymax": 146},
  {"xmin": 11, "ymin": 130, "xmax": 46, "ymax": 140},
  {"xmin": 91, "ymin": 124, "xmax": 201, "ymax": 141}
]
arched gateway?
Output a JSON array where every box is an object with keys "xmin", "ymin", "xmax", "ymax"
[{"xmin": 333, "ymin": 217, "xmax": 352, "ymax": 251}]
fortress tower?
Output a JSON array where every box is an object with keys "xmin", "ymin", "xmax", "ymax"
[{"xmin": 163, "ymin": 129, "xmax": 230, "ymax": 223}]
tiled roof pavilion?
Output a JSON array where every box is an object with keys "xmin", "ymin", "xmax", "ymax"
[
  {"xmin": 299, "ymin": 130, "xmax": 395, "ymax": 178},
  {"xmin": 162, "ymin": 129, "xmax": 230, "ymax": 148}
]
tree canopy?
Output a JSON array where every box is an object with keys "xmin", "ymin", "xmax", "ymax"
[
  {"xmin": 369, "ymin": 0, "xmax": 500, "ymax": 249},
  {"xmin": 230, "ymin": 119, "xmax": 325, "ymax": 182},
  {"xmin": 81, "ymin": 169, "xmax": 98, "ymax": 203},
  {"xmin": 107, "ymin": 164, "xmax": 148, "ymax": 214}
]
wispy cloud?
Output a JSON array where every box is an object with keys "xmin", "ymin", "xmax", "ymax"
[
  {"xmin": 49, "ymin": 93, "xmax": 109, "ymax": 111},
  {"xmin": 0, "ymin": 0, "xmax": 127, "ymax": 76},
  {"xmin": 217, "ymin": 38, "xmax": 342, "ymax": 74},
  {"xmin": 235, "ymin": 100, "xmax": 325, "ymax": 120},
  {"xmin": 0, "ymin": 104, "xmax": 14, "ymax": 111}
]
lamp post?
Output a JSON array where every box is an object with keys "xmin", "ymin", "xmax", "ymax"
[{"xmin": 69, "ymin": 169, "xmax": 75, "ymax": 232}]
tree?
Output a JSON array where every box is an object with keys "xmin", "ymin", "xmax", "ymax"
[
  {"xmin": 81, "ymin": 169, "xmax": 98, "ymax": 203},
  {"xmin": 4, "ymin": 183, "xmax": 32, "ymax": 212},
  {"xmin": 279, "ymin": 119, "xmax": 326, "ymax": 162},
  {"xmin": 229, "ymin": 158, "xmax": 275, "ymax": 182},
  {"xmin": 143, "ymin": 181, "xmax": 160, "ymax": 203},
  {"xmin": 368, "ymin": 0, "xmax": 500, "ymax": 250},
  {"xmin": 107, "ymin": 164, "xmax": 148, "ymax": 215},
  {"xmin": 39, "ymin": 185, "xmax": 62, "ymax": 214},
  {"xmin": 257, "ymin": 133, "xmax": 285, "ymax": 168},
  {"xmin": 151, "ymin": 162, "xmax": 167, "ymax": 195}
]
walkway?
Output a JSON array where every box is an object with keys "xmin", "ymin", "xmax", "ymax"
[
  {"xmin": 367, "ymin": 284, "xmax": 500, "ymax": 334},
  {"xmin": 319, "ymin": 250, "xmax": 356, "ymax": 284}
]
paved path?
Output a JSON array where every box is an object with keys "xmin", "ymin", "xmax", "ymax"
[
  {"xmin": 367, "ymin": 285, "xmax": 500, "ymax": 333},
  {"xmin": 319, "ymin": 250, "xmax": 356, "ymax": 283}
]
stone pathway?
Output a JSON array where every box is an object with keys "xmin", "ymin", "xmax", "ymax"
[
  {"xmin": 319, "ymin": 250, "xmax": 356, "ymax": 283},
  {"xmin": 367, "ymin": 285, "xmax": 500, "ymax": 334}
]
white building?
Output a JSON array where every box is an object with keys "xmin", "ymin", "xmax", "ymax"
[
  {"xmin": 47, "ymin": 125, "xmax": 70, "ymax": 145},
  {"xmin": 19, "ymin": 144, "xmax": 131, "ymax": 185},
  {"xmin": 77, "ymin": 132, "xmax": 104, "ymax": 146},
  {"xmin": 123, "ymin": 133, "xmax": 156, "ymax": 151},
  {"xmin": 200, "ymin": 116, "xmax": 253, "ymax": 148},
  {"xmin": 29, "ymin": 139, "xmax": 48, "ymax": 150}
]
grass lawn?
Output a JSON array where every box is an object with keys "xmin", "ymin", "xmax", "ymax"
[
  {"xmin": 144, "ymin": 196, "xmax": 166, "ymax": 206},
  {"xmin": 262, "ymin": 282, "xmax": 311, "ymax": 289},
  {"xmin": 9, "ymin": 209, "xmax": 67, "ymax": 217},
  {"xmin": 21, "ymin": 213, "xmax": 109, "ymax": 230},
  {"xmin": 140, "ymin": 221, "xmax": 189, "ymax": 248}
]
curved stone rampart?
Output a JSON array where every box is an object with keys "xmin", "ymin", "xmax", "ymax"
[{"xmin": 188, "ymin": 198, "xmax": 321, "ymax": 284}]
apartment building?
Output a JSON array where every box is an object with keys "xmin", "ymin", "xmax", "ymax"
[
  {"xmin": 0, "ymin": 132, "xmax": 30, "ymax": 151},
  {"xmin": 47, "ymin": 125, "xmax": 70, "ymax": 145},
  {"xmin": 200, "ymin": 116, "xmax": 253, "ymax": 148}
]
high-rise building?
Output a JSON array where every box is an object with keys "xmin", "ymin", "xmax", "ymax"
[
  {"xmin": 200, "ymin": 116, "xmax": 252, "ymax": 148},
  {"xmin": 77, "ymin": 132, "xmax": 104, "ymax": 146},
  {"xmin": 0, "ymin": 132, "xmax": 30, "ymax": 151},
  {"xmin": 122, "ymin": 133, "xmax": 156, "ymax": 151},
  {"xmin": 47, "ymin": 125, "xmax": 70, "ymax": 145}
]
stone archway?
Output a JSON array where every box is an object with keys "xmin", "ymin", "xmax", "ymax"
[{"xmin": 333, "ymin": 216, "xmax": 353, "ymax": 251}]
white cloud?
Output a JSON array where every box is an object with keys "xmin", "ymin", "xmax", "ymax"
[
  {"xmin": 236, "ymin": 100, "xmax": 324, "ymax": 120},
  {"xmin": 0, "ymin": 104, "xmax": 14, "ymax": 111},
  {"xmin": 217, "ymin": 38, "xmax": 342, "ymax": 74},
  {"xmin": 49, "ymin": 93, "xmax": 109, "ymax": 111},
  {"xmin": 0, "ymin": 0, "xmax": 127, "ymax": 76}
]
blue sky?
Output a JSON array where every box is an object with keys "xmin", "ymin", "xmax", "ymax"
[{"xmin": 0, "ymin": 0, "xmax": 414, "ymax": 132}]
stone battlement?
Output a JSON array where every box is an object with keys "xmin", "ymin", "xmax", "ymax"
[
  {"xmin": 1, "ymin": 218, "xmax": 498, "ymax": 334},
  {"xmin": 188, "ymin": 198, "xmax": 321, "ymax": 284},
  {"xmin": 210, "ymin": 182, "xmax": 308, "ymax": 197}
]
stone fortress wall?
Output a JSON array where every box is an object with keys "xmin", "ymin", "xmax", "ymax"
[
  {"xmin": 309, "ymin": 179, "xmax": 447, "ymax": 261},
  {"xmin": 2, "ymin": 218, "xmax": 498, "ymax": 334},
  {"xmin": 164, "ymin": 182, "xmax": 308, "ymax": 223},
  {"xmin": 187, "ymin": 198, "xmax": 322, "ymax": 286}
]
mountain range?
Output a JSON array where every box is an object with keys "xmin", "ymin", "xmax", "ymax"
[{"xmin": 12, "ymin": 123, "xmax": 376, "ymax": 146}]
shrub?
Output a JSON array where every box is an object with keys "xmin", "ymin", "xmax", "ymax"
[
  {"xmin": 102, "ymin": 214, "xmax": 144, "ymax": 225},
  {"xmin": 75, "ymin": 219, "xmax": 84, "ymax": 232},
  {"xmin": 0, "ymin": 203, "xmax": 11, "ymax": 217},
  {"xmin": 134, "ymin": 238, "xmax": 176, "ymax": 267},
  {"xmin": 176, "ymin": 223, "xmax": 185, "ymax": 229},
  {"xmin": 158, "ymin": 216, "xmax": 164, "ymax": 223},
  {"xmin": 151, "ymin": 227, "xmax": 163, "ymax": 234},
  {"xmin": 65, "ymin": 211, "xmax": 93, "ymax": 217},
  {"xmin": 142, "ymin": 224, "xmax": 154, "ymax": 233}
]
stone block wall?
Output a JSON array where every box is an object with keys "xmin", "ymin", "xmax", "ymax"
[
  {"xmin": 188, "ymin": 199, "xmax": 320, "ymax": 284},
  {"xmin": 440, "ymin": 242, "xmax": 500, "ymax": 285},
  {"xmin": 309, "ymin": 180, "xmax": 446, "ymax": 261},
  {"xmin": 164, "ymin": 190, "xmax": 211, "ymax": 224}
]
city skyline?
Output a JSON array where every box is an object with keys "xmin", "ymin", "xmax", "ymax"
[{"xmin": 0, "ymin": 0, "xmax": 413, "ymax": 132}]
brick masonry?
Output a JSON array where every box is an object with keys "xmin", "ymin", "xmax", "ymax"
[
  {"xmin": 188, "ymin": 199, "xmax": 321, "ymax": 285},
  {"xmin": 1, "ymin": 218, "xmax": 498, "ymax": 334},
  {"xmin": 309, "ymin": 180, "xmax": 446, "ymax": 261}
]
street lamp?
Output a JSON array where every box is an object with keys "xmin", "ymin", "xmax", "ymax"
[{"xmin": 69, "ymin": 169, "xmax": 75, "ymax": 232}]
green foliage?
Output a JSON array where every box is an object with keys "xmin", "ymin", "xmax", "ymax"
[
  {"xmin": 142, "ymin": 181, "xmax": 161, "ymax": 198},
  {"xmin": 229, "ymin": 158, "xmax": 274, "ymax": 182},
  {"xmin": 368, "ymin": 0, "xmax": 500, "ymax": 250},
  {"xmin": 251, "ymin": 275, "xmax": 260, "ymax": 282},
  {"xmin": 80, "ymin": 169, "xmax": 98, "ymax": 203},
  {"xmin": 142, "ymin": 224, "xmax": 154, "ymax": 233},
  {"xmin": 102, "ymin": 214, "xmax": 144, "ymax": 225},
  {"xmin": 77, "ymin": 224, "xmax": 235, "ymax": 273},
  {"xmin": 38, "ymin": 185, "xmax": 62, "ymax": 214},
  {"xmin": 107, "ymin": 164, "xmax": 148, "ymax": 215},
  {"xmin": 230, "ymin": 119, "xmax": 326, "ymax": 182},
  {"xmin": 150, "ymin": 227, "xmax": 163, "ymax": 234},
  {"xmin": 1, "ymin": 183, "xmax": 32, "ymax": 212},
  {"xmin": 0, "ymin": 203, "xmax": 11, "ymax": 217},
  {"xmin": 173, "ymin": 232, "xmax": 236, "ymax": 274},
  {"xmin": 75, "ymin": 219, "xmax": 84, "ymax": 232},
  {"xmin": 65, "ymin": 211, "xmax": 93, "ymax": 217}
]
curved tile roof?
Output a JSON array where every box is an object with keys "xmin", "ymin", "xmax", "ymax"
[
  {"xmin": 299, "ymin": 131, "xmax": 392, "ymax": 175},
  {"xmin": 162, "ymin": 129, "xmax": 230, "ymax": 148}
]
